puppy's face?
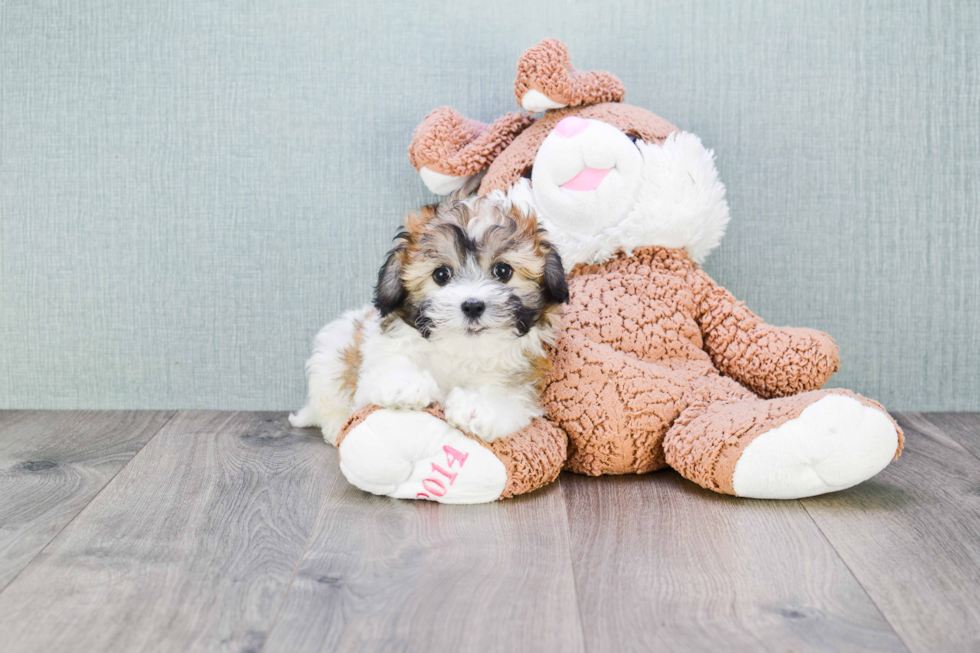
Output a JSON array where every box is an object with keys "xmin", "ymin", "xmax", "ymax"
[{"xmin": 374, "ymin": 197, "xmax": 568, "ymax": 340}]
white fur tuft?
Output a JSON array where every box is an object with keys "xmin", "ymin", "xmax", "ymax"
[
  {"xmin": 290, "ymin": 305, "xmax": 373, "ymax": 444},
  {"xmin": 503, "ymin": 131, "xmax": 730, "ymax": 269}
]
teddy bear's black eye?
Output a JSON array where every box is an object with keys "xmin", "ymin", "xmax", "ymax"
[
  {"xmin": 492, "ymin": 262, "xmax": 513, "ymax": 282},
  {"xmin": 627, "ymin": 134, "xmax": 639, "ymax": 146},
  {"xmin": 432, "ymin": 267, "xmax": 452, "ymax": 285}
]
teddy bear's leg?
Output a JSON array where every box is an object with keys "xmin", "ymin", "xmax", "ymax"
[
  {"xmin": 335, "ymin": 405, "xmax": 567, "ymax": 504},
  {"xmin": 663, "ymin": 386, "xmax": 903, "ymax": 499}
]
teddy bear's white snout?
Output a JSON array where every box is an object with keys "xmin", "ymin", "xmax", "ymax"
[{"xmin": 530, "ymin": 118, "xmax": 643, "ymax": 235}]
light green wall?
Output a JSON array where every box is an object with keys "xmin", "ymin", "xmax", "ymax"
[{"xmin": 2, "ymin": 0, "xmax": 978, "ymax": 410}]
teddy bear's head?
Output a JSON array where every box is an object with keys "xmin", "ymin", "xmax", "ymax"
[{"xmin": 408, "ymin": 39, "xmax": 730, "ymax": 268}]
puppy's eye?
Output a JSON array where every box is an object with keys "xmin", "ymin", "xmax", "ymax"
[
  {"xmin": 492, "ymin": 262, "xmax": 513, "ymax": 282},
  {"xmin": 432, "ymin": 266, "xmax": 452, "ymax": 285}
]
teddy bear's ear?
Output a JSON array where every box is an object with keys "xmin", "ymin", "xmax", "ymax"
[
  {"xmin": 408, "ymin": 107, "xmax": 535, "ymax": 195},
  {"xmin": 515, "ymin": 38, "xmax": 625, "ymax": 112}
]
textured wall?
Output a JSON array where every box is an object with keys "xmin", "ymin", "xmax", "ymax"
[{"xmin": 1, "ymin": 0, "xmax": 978, "ymax": 411}]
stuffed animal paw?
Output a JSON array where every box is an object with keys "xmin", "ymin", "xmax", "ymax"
[{"xmin": 338, "ymin": 408, "xmax": 508, "ymax": 504}]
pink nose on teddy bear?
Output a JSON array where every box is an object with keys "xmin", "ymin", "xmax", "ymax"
[{"xmin": 555, "ymin": 116, "xmax": 589, "ymax": 138}]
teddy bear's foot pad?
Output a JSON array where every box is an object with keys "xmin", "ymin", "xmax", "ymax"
[
  {"xmin": 338, "ymin": 409, "xmax": 507, "ymax": 504},
  {"xmin": 731, "ymin": 395, "xmax": 899, "ymax": 499}
]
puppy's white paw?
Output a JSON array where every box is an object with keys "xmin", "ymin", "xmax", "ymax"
[
  {"xmin": 444, "ymin": 387, "xmax": 532, "ymax": 442},
  {"xmin": 357, "ymin": 369, "xmax": 441, "ymax": 411},
  {"xmin": 339, "ymin": 409, "xmax": 507, "ymax": 504}
]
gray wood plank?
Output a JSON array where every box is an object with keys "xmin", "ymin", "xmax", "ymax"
[
  {"xmin": 0, "ymin": 411, "xmax": 336, "ymax": 653},
  {"xmin": 802, "ymin": 413, "xmax": 980, "ymax": 653},
  {"xmin": 0, "ymin": 410, "xmax": 174, "ymax": 590},
  {"xmin": 918, "ymin": 412, "xmax": 980, "ymax": 462},
  {"xmin": 263, "ymin": 476, "xmax": 586, "ymax": 653},
  {"xmin": 563, "ymin": 471, "xmax": 907, "ymax": 653}
]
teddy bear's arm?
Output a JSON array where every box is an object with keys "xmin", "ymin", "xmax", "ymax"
[{"xmin": 690, "ymin": 267, "xmax": 840, "ymax": 399}]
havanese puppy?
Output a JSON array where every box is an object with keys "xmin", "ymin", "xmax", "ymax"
[{"xmin": 290, "ymin": 195, "xmax": 569, "ymax": 444}]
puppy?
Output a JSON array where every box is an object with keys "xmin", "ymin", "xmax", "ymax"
[{"xmin": 290, "ymin": 195, "xmax": 569, "ymax": 444}]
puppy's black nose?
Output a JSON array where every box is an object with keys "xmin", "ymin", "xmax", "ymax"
[{"xmin": 461, "ymin": 299, "xmax": 485, "ymax": 319}]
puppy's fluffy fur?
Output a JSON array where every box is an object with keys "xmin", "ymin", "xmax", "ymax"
[{"xmin": 290, "ymin": 196, "xmax": 569, "ymax": 444}]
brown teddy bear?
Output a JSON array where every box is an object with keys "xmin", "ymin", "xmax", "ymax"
[{"xmin": 331, "ymin": 39, "xmax": 903, "ymax": 503}]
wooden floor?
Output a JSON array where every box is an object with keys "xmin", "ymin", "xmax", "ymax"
[{"xmin": 0, "ymin": 412, "xmax": 978, "ymax": 652}]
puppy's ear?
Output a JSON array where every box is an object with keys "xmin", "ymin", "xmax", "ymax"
[
  {"xmin": 373, "ymin": 242, "xmax": 408, "ymax": 317},
  {"xmin": 543, "ymin": 250, "xmax": 569, "ymax": 304},
  {"xmin": 404, "ymin": 203, "xmax": 440, "ymax": 237}
]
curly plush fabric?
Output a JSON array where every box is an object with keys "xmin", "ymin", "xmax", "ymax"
[
  {"xmin": 544, "ymin": 332, "xmax": 678, "ymax": 475},
  {"xmin": 514, "ymin": 38, "xmax": 625, "ymax": 109},
  {"xmin": 482, "ymin": 413, "xmax": 568, "ymax": 499},
  {"xmin": 538, "ymin": 246, "xmax": 904, "ymax": 486},
  {"xmin": 407, "ymin": 107, "xmax": 535, "ymax": 177},
  {"xmin": 478, "ymin": 103, "xmax": 677, "ymax": 194},
  {"xmin": 338, "ymin": 404, "xmax": 567, "ymax": 499},
  {"xmin": 690, "ymin": 268, "xmax": 840, "ymax": 398}
]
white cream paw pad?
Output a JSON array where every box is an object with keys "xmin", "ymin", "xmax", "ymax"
[
  {"xmin": 732, "ymin": 395, "xmax": 899, "ymax": 500},
  {"xmin": 338, "ymin": 409, "xmax": 507, "ymax": 504}
]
